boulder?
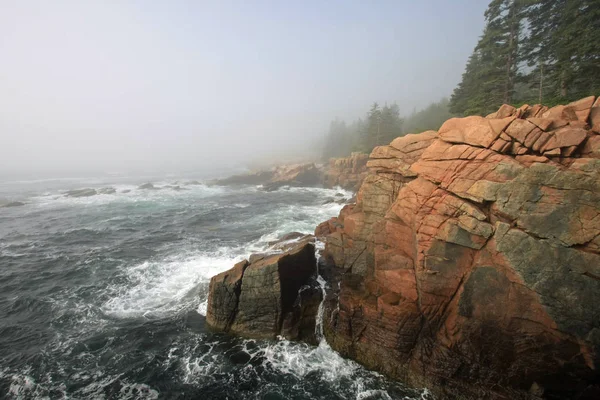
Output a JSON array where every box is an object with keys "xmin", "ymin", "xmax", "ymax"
[{"xmin": 206, "ymin": 240, "xmax": 318, "ymax": 340}]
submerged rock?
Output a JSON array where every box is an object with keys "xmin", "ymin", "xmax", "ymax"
[
  {"xmin": 64, "ymin": 188, "xmax": 97, "ymax": 198},
  {"xmin": 138, "ymin": 183, "xmax": 156, "ymax": 190},
  {"xmin": 212, "ymin": 170, "xmax": 275, "ymax": 186},
  {"xmin": 206, "ymin": 239, "xmax": 319, "ymax": 342},
  {"xmin": 97, "ymin": 187, "xmax": 116, "ymax": 195}
]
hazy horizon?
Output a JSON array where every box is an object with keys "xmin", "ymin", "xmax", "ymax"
[{"xmin": 1, "ymin": 1, "xmax": 488, "ymax": 178}]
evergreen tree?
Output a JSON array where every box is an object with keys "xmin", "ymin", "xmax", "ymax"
[
  {"xmin": 380, "ymin": 103, "xmax": 404, "ymax": 144},
  {"xmin": 404, "ymin": 98, "xmax": 454, "ymax": 133},
  {"xmin": 365, "ymin": 102, "xmax": 382, "ymax": 150},
  {"xmin": 521, "ymin": 0, "xmax": 600, "ymax": 103},
  {"xmin": 450, "ymin": 0, "xmax": 524, "ymax": 115}
]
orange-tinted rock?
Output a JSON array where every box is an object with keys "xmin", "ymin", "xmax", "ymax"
[
  {"xmin": 542, "ymin": 104, "xmax": 579, "ymax": 121},
  {"xmin": 496, "ymin": 104, "xmax": 517, "ymax": 118},
  {"xmin": 438, "ymin": 116, "xmax": 500, "ymax": 148},
  {"xmin": 505, "ymin": 119, "xmax": 537, "ymax": 143},
  {"xmin": 582, "ymin": 135, "xmax": 600, "ymax": 158},
  {"xmin": 528, "ymin": 117, "xmax": 554, "ymax": 131},
  {"xmin": 541, "ymin": 126, "xmax": 587, "ymax": 151},
  {"xmin": 568, "ymin": 96, "xmax": 595, "ymax": 122},
  {"xmin": 320, "ymin": 97, "xmax": 600, "ymax": 399},
  {"xmin": 323, "ymin": 152, "xmax": 369, "ymax": 190},
  {"xmin": 367, "ymin": 131, "xmax": 438, "ymax": 179},
  {"xmin": 488, "ymin": 116, "xmax": 515, "ymax": 135},
  {"xmin": 590, "ymin": 97, "xmax": 600, "ymax": 133}
]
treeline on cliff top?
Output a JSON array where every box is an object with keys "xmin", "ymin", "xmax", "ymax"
[
  {"xmin": 450, "ymin": 0, "xmax": 600, "ymax": 116},
  {"xmin": 322, "ymin": 0, "xmax": 599, "ymax": 161}
]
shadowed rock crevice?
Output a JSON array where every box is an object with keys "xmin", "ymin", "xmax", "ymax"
[{"xmin": 206, "ymin": 238, "xmax": 319, "ymax": 341}]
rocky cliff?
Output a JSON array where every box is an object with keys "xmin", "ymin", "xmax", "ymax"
[
  {"xmin": 206, "ymin": 96, "xmax": 600, "ymax": 399},
  {"xmin": 319, "ymin": 97, "xmax": 600, "ymax": 399}
]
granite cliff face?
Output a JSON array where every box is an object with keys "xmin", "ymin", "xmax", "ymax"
[
  {"xmin": 206, "ymin": 97, "xmax": 600, "ymax": 399},
  {"xmin": 319, "ymin": 97, "xmax": 600, "ymax": 399}
]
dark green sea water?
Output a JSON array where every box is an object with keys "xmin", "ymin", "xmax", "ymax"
[{"xmin": 0, "ymin": 176, "xmax": 432, "ymax": 399}]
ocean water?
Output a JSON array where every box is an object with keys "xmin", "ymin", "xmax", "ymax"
[{"xmin": 0, "ymin": 176, "xmax": 432, "ymax": 399}]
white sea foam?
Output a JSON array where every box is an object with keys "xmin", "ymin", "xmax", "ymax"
[{"xmin": 102, "ymin": 248, "xmax": 245, "ymax": 319}]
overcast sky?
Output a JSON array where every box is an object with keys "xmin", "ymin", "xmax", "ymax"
[{"xmin": 0, "ymin": 0, "xmax": 488, "ymax": 178}]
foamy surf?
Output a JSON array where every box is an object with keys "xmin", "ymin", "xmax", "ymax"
[{"xmin": 0, "ymin": 177, "xmax": 430, "ymax": 399}]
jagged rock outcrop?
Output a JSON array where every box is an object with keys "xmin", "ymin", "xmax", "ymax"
[
  {"xmin": 206, "ymin": 237, "xmax": 320, "ymax": 342},
  {"xmin": 320, "ymin": 97, "xmax": 600, "ymax": 399},
  {"xmin": 323, "ymin": 152, "xmax": 369, "ymax": 191}
]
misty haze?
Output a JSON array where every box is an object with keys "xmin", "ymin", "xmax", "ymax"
[
  {"xmin": 1, "ymin": 1, "xmax": 599, "ymax": 399},
  {"xmin": 1, "ymin": 1, "xmax": 485, "ymax": 179}
]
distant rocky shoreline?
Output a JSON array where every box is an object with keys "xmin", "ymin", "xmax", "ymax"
[{"xmin": 211, "ymin": 152, "xmax": 369, "ymax": 192}]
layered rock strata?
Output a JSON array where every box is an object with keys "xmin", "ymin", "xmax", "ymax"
[{"xmin": 319, "ymin": 97, "xmax": 600, "ymax": 399}]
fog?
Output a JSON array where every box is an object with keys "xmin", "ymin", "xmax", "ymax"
[{"xmin": 1, "ymin": 1, "xmax": 487, "ymax": 179}]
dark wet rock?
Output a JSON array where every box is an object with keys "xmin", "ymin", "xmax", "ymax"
[
  {"xmin": 97, "ymin": 187, "xmax": 116, "ymax": 195},
  {"xmin": 164, "ymin": 185, "xmax": 188, "ymax": 191},
  {"xmin": 138, "ymin": 183, "xmax": 156, "ymax": 190},
  {"xmin": 206, "ymin": 241, "xmax": 317, "ymax": 340},
  {"xmin": 1, "ymin": 201, "xmax": 25, "ymax": 208},
  {"xmin": 212, "ymin": 170, "xmax": 275, "ymax": 186},
  {"xmin": 121, "ymin": 189, "xmax": 131, "ymax": 194},
  {"xmin": 64, "ymin": 188, "xmax": 97, "ymax": 198}
]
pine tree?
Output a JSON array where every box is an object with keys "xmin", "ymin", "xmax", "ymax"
[
  {"xmin": 450, "ymin": 0, "xmax": 525, "ymax": 115},
  {"xmin": 365, "ymin": 102, "xmax": 381, "ymax": 151},
  {"xmin": 521, "ymin": 0, "xmax": 600, "ymax": 103},
  {"xmin": 380, "ymin": 103, "xmax": 404, "ymax": 144}
]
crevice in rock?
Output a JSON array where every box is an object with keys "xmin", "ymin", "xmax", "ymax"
[{"xmin": 225, "ymin": 262, "xmax": 249, "ymax": 331}]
